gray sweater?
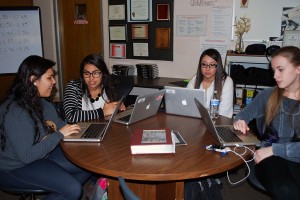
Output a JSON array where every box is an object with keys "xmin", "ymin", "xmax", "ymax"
[
  {"xmin": 0, "ymin": 98, "xmax": 64, "ymax": 170},
  {"xmin": 234, "ymin": 87, "xmax": 300, "ymax": 163}
]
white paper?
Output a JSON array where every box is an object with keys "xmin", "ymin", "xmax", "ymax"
[
  {"xmin": 200, "ymin": 38, "xmax": 229, "ymax": 64},
  {"xmin": 109, "ymin": 5, "xmax": 126, "ymax": 20},
  {"xmin": 133, "ymin": 43, "xmax": 149, "ymax": 56},
  {"xmin": 176, "ymin": 15, "xmax": 207, "ymax": 36},
  {"xmin": 212, "ymin": 5, "xmax": 233, "ymax": 37},
  {"xmin": 130, "ymin": 0, "xmax": 149, "ymax": 20}
]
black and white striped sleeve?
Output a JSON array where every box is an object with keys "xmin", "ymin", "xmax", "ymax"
[{"xmin": 63, "ymin": 80, "xmax": 104, "ymax": 123}]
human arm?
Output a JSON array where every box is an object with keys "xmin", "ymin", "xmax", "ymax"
[
  {"xmin": 233, "ymin": 119, "xmax": 250, "ymax": 135},
  {"xmin": 234, "ymin": 88, "xmax": 274, "ymax": 129},
  {"xmin": 244, "ymin": 141, "xmax": 300, "ymax": 164},
  {"xmin": 4, "ymin": 106, "xmax": 63, "ymax": 165},
  {"xmin": 254, "ymin": 147, "xmax": 273, "ymax": 164},
  {"xmin": 219, "ymin": 77, "xmax": 234, "ymax": 118},
  {"xmin": 63, "ymin": 80, "xmax": 104, "ymax": 123},
  {"xmin": 103, "ymin": 101, "xmax": 126, "ymax": 116}
]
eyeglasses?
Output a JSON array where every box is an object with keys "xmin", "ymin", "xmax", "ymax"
[
  {"xmin": 201, "ymin": 63, "xmax": 218, "ymax": 69},
  {"xmin": 83, "ymin": 70, "xmax": 102, "ymax": 78}
]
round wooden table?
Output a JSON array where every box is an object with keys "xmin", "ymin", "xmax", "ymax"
[{"xmin": 61, "ymin": 112, "xmax": 253, "ymax": 199}]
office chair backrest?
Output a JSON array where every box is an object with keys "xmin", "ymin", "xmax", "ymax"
[{"xmin": 118, "ymin": 176, "xmax": 140, "ymax": 200}]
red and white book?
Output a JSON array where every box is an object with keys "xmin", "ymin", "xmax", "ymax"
[{"xmin": 130, "ymin": 128, "xmax": 175, "ymax": 154}]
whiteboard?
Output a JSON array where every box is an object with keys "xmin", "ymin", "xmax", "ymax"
[
  {"xmin": 0, "ymin": 7, "xmax": 43, "ymax": 74},
  {"xmin": 233, "ymin": 0, "xmax": 300, "ymax": 41}
]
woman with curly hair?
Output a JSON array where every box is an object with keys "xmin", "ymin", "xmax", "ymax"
[{"xmin": 0, "ymin": 55, "xmax": 90, "ymax": 200}]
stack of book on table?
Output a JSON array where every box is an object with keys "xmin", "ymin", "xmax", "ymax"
[{"xmin": 130, "ymin": 128, "xmax": 175, "ymax": 154}]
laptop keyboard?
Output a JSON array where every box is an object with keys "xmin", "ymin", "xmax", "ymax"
[
  {"xmin": 216, "ymin": 127, "xmax": 242, "ymax": 142},
  {"xmin": 81, "ymin": 124, "xmax": 106, "ymax": 138},
  {"xmin": 118, "ymin": 114, "xmax": 131, "ymax": 122}
]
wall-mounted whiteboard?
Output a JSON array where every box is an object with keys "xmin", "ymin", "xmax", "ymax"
[
  {"xmin": 233, "ymin": 0, "xmax": 300, "ymax": 41},
  {"xmin": 0, "ymin": 7, "xmax": 43, "ymax": 74}
]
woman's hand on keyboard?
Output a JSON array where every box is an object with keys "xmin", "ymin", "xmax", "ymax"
[
  {"xmin": 60, "ymin": 124, "xmax": 81, "ymax": 136},
  {"xmin": 233, "ymin": 120, "xmax": 249, "ymax": 135}
]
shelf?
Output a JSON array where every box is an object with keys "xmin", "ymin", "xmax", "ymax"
[{"xmin": 226, "ymin": 53, "xmax": 274, "ymax": 116}]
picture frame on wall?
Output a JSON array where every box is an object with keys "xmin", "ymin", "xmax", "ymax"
[
  {"xmin": 128, "ymin": 0, "xmax": 151, "ymax": 22},
  {"xmin": 155, "ymin": 28, "xmax": 170, "ymax": 49},
  {"xmin": 110, "ymin": 43, "xmax": 126, "ymax": 58},
  {"xmin": 132, "ymin": 24, "xmax": 149, "ymax": 39},
  {"xmin": 133, "ymin": 43, "xmax": 149, "ymax": 57},
  {"xmin": 109, "ymin": 25, "xmax": 127, "ymax": 41},
  {"xmin": 157, "ymin": 4, "xmax": 170, "ymax": 21},
  {"xmin": 109, "ymin": 4, "xmax": 126, "ymax": 20}
]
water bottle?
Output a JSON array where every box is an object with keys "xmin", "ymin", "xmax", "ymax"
[{"xmin": 210, "ymin": 90, "xmax": 220, "ymax": 119}]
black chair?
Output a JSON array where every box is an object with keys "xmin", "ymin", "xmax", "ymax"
[
  {"xmin": 118, "ymin": 176, "xmax": 140, "ymax": 200},
  {"xmin": 0, "ymin": 186, "xmax": 47, "ymax": 200},
  {"xmin": 247, "ymin": 161, "xmax": 267, "ymax": 192}
]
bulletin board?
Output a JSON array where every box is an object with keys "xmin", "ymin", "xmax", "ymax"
[
  {"xmin": 108, "ymin": 0, "xmax": 174, "ymax": 61},
  {"xmin": 0, "ymin": 6, "xmax": 43, "ymax": 74},
  {"xmin": 233, "ymin": 0, "xmax": 300, "ymax": 41}
]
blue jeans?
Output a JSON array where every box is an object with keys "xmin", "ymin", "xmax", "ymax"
[{"xmin": 0, "ymin": 146, "xmax": 91, "ymax": 200}]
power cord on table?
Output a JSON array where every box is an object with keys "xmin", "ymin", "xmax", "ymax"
[{"xmin": 205, "ymin": 144, "xmax": 255, "ymax": 185}]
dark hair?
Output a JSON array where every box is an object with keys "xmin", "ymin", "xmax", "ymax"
[
  {"xmin": 0, "ymin": 55, "xmax": 55, "ymax": 150},
  {"xmin": 194, "ymin": 48, "xmax": 228, "ymax": 99},
  {"xmin": 79, "ymin": 54, "xmax": 117, "ymax": 101}
]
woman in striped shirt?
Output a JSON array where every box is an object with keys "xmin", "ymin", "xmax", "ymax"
[{"xmin": 63, "ymin": 54, "xmax": 125, "ymax": 123}]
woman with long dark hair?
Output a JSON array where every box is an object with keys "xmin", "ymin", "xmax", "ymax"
[
  {"xmin": 63, "ymin": 53, "xmax": 125, "ymax": 123},
  {"xmin": 187, "ymin": 48, "xmax": 234, "ymax": 118},
  {"xmin": 0, "ymin": 55, "xmax": 90, "ymax": 199}
]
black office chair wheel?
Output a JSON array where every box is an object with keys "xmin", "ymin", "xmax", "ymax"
[{"xmin": 0, "ymin": 187, "xmax": 47, "ymax": 200}]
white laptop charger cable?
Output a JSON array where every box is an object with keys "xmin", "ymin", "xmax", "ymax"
[
  {"xmin": 205, "ymin": 144, "xmax": 255, "ymax": 185},
  {"xmin": 226, "ymin": 145, "xmax": 255, "ymax": 185}
]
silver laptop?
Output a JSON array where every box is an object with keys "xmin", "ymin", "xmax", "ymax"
[
  {"xmin": 63, "ymin": 97, "xmax": 123, "ymax": 142},
  {"xmin": 194, "ymin": 98, "xmax": 261, "ymax": 147},
  {"xmin": 164, "ymin": 86, "xmax": 205, "ymax": 118},
  {"xmin": 114, "ymin": 90, "xmax": 165, "ymax": 125}
]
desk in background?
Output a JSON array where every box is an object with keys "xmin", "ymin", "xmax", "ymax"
[
  {"xmin": 61, "ymin": 113, "xmax": 252, "ymax": 200},
  {"xmin": 130, "ymin": 76, "xmax": 187, "ymax": 96}
]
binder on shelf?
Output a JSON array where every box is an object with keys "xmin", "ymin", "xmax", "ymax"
[
  {"xmin": 234, "ymin": 84, "xmax": 268, "ymax": 113},
  {"xmin": 136, "ymin": 63, "xmax": 159, "ymax": 79},
  {"xmin": 112, "ymin": 64, "xmax": 135, "ymax": 76}
]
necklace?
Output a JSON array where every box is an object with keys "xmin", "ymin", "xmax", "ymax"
[{"xmin": 87, "ymin": 93, "xmax": 101, "ymax": 103}]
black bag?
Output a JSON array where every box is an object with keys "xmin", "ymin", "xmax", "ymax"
[
  {"xmin": 266, "ymin": 45, "xmax": 280, "ymax": 56},
  {"xmin": 184, "ymin": 178, "xmax": 223, "ymax": 200},
  {"xmin": 230, "ymin": 64, "xmax": 246, "ymax": 84},
  {"xmin": 245, "ymin": 44, "xmax": 266, "ymax": 55},
  {"xmin": 230, "ymin": 65, "xmax": 275, "ymax": 86},
  {"xmin": 244, "ymin": 67, "xmax": 275, "ymax": 86}
]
